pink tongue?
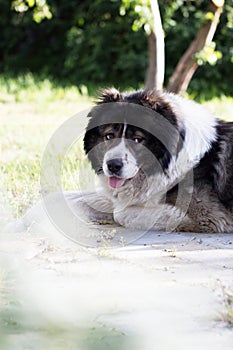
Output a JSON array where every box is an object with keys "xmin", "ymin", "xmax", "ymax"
[{"xmin": 109, "ymin": 177, "xmax": 126, "ymax": 189}]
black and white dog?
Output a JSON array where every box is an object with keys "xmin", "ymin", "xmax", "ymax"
[
  {"xmin": 82, "ymin": 88, "xmax": 233, "ymax": 233},
  {"xmin": 9, "ymin": 89, "xmax": 233, "ymax": 234}
]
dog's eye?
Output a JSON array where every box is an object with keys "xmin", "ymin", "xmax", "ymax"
[
  {"xmin": 105, "ymin": 133, "xmax": 115, "ymax": 141},
  {"xmin": 133, "ymin": 136, "xmax": 144, "ymax": 144}
]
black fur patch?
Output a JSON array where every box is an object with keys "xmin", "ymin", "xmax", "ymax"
[
  {"xmin": 84, "ymin": 88, "xmax": 186, "ymax": 176},
  {"xmin": 195, "ymin": 120, "xmax": 233, "ymax": 205}
]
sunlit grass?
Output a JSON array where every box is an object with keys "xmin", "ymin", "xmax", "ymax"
[
  {"xmin": 0, "ymin": 74, "xmax": 93, "ymax": 217},
  {"xmin": 61, "ymin": 140, "xmax": 98, "ymax": 192},
  {"xmin": 0, "ymin": 73, "xmax": 90, "ymax": 104},
  {"xmin": 203, "ymin": 95, "xmax": 233, "ymax": 121}
]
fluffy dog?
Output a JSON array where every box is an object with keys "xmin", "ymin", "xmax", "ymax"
[
  {"xmin": 8, "ymin": 88, "xmax": 233, "ymax": 234},
  {"xmin": 81, "ymin": 88, "xmax": 233, "ymax": 233}
]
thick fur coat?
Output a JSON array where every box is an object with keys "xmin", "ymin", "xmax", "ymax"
[{"xmin": 82, "ymin": 88, "xmax": 233, "ymax": 233}]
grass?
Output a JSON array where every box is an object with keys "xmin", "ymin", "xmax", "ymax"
[
  {"xmin": 203, "ymin": 95, "xmax": 233, "ymax": 122},
  {"xmin": 0, "ymin": 74, "xmax": 94, "ymax": 217},
  {"xmin": 220, "ymin": 286, "xmax": 233, "ymax": 327}
]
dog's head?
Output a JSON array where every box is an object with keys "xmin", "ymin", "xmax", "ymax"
[{"xmin": 84, "ymin": 88, "xmax": 185, "ymax": 189}]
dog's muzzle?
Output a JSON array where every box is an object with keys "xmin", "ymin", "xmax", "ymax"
[{"xmin": 107, "ymin": 158, "xmax": 123, "ymax": 176}]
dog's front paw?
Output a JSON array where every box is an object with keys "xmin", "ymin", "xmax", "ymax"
[
  {"xmin": 113, "ymin": 209, "xmax": 149, "ymax": 230},
  {"xmin": 114, "ymin": 210, "xmax": 133, "ymax": 228},
  {"xmin": 89, "ymin": 213, "xmax": 115, "ymax": 225},
  {"xmin": 174, "ymin": 217, "xmax": 197, "ymax": 232}
]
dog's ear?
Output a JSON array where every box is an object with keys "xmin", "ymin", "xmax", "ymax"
[
  {"xmin": 140, "ymin": 90, "xmax": 180, "ymax": 130},
  {"xmin": 97, "ymin": 88, "xmax": 122, "ymax": 104},
  {"xmin": 140, "ymin": 90, "xmax": 160, "ymax": 110}
]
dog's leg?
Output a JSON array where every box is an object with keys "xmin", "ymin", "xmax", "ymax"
[
  {"xmin": 5, "ymin": 190, "xmax": 115, "ymax": 233},
  {"xmin": 113, "ymin": 204, "xmax": 189, "ymax": 232},
  {"xmin": 64, "ymin": 190, "xmax": 115, "ymax": 225}
]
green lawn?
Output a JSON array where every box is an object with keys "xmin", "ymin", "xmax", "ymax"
[{"xmin": 0, "ymin": 75, "xmax": 94, "ymax": 217}]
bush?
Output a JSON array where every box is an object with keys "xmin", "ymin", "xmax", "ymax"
[{"xmin": 1, "ymin": 0, "xmax": 232, "ymax": 97}]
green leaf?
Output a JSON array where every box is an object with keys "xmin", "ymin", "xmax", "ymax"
[{"xmin": 26, "ymin": 0, "xmax": 35, "ymax": 8}]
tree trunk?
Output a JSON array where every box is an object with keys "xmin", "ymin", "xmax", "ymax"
[
  {"xmin": 145, "ymin": 0, "xmax": 164, "ymax": 91},
  {"xmin": 145, "ymin": 32, "xmax": 156, "ymax": 90},
  {"xmin": 167, "ymin": 0, "xmax": 224, "ymax": 94}
]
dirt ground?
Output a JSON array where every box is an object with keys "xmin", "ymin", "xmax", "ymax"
[{"xmin": 0, "ymin": 224, "xmax": 233, "ymax": 350}]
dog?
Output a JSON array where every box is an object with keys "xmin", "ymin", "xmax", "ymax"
[
  {"xmin": 81, "ymin": 88, "xmax": 233, "ymax": 233},
  {"xmin": 7, "ymin": 88, "xmax": 233, "ymax": 234}
]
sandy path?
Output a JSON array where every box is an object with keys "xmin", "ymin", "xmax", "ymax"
[{"xmin": 0, "ymin": 229, "xmax": 233, "ymax": 350}]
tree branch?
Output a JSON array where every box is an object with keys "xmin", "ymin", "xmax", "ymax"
[{"xmin": 167, "ymin": 0, "xmax": 224, "ymax": 94}]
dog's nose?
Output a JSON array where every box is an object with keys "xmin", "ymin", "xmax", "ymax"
[{"xmin": 107, "ymin": 158, "xmax": 123, "ymax": 175}]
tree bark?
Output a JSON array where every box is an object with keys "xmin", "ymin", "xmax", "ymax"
[
  {"xmin": 167, "ymin": 0, "xmax": 224, "ymax": 94},
  {"xmin": 145, "ymin": 32, "xmax": 156, "ymax": 90},
  {"xmin": 145, "ymin": 0, "xmax": 164, "ymax": 91}
]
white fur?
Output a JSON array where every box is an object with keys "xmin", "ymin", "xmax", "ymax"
[
  {"xmin": 165, "ymin": 93, "xmax": 217, "ymax": 166},
  {"xmin": 103, "ymin": 138, "xmax": 139, "ymax": 179}
]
